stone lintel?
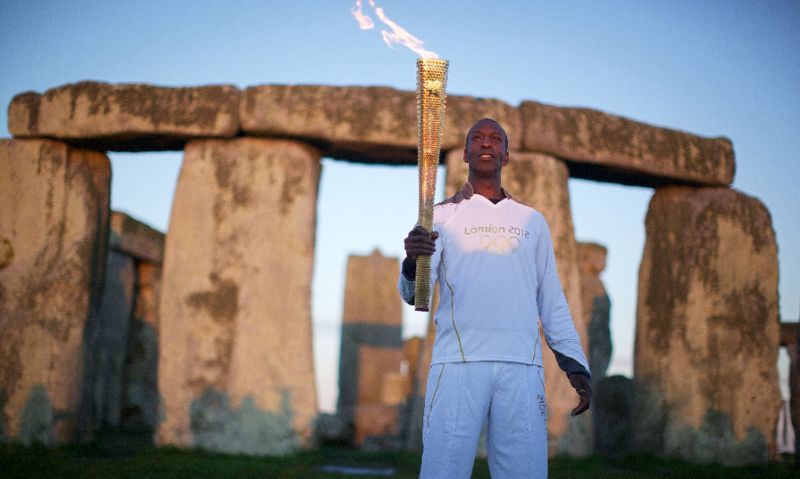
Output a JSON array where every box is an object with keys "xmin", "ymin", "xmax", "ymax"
[
  {"xmin": 240, "ymin": 85, "xmax": 417, "ymax": 164},
  {"xmin": 9, "ymin": 82, "xmax": 240, "ymax": 151},
  {"xmin": 240, "ymin": 84, "xmax": 520, "ymax": 164},
  {"xmin": 7, "ymin": 81, "xmax": 738, "ymax": 188},
  {"xmin": 109, "ymin": 211, "xmax": 165, "ymax": 264},
  {"xmin": 520, "ymin": 100, "xmax": 735, "ymax": 187}
]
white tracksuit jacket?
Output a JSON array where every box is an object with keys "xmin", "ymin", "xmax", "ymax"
[{"xmin": 398, "ymin": 187, "xmax": 589, "ymax": 374}]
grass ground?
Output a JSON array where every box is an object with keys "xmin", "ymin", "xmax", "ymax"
[{"xmin": 1, "ymin": 432, "xmax": 797, "ymax": 478}]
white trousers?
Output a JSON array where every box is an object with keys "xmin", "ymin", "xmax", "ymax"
[{"xmin": 420, "ymin": 361, "xmax": 548, "ymax": 478}]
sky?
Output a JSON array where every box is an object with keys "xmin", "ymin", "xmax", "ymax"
[{"xmin": 1, "ymin": 1, "xmax": 798, "ymax": 413}]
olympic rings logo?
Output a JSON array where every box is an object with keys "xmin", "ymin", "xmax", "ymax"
[{"xmin": 479, "ymin": 235, "xmax": 521, "ymax": 255}]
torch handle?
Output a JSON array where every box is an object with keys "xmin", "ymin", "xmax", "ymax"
[{"xmin": 414, "ymin": 255, "xmax": 432, "ymax": 312}]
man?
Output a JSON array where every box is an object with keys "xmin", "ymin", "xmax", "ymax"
[{"xmin": 399, "ymin": 119, "xmax": 591, "ymax": 478}]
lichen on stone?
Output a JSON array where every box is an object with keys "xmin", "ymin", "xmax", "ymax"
[
  {"xmin": 666, "ymin": 409, "xmax": 767, "ymax": 466},
  {"xmin": 185, "ymin": 273, "xmax": 239, "ymax": 324},
  {"xmin": 190, "ymin": 388, "xmax": 300, "ymax": 456},
  {"xmin": 19, "ymin": 384, "xmax": 55, "ymax": 446}
]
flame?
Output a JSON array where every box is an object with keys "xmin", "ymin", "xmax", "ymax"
[
  {"xmin": 351, "ymin": 0, "xmax": 374, "ymax": 29},
  {"xmin": 351, "ymin": 0, "xmax": 439, "ymax": 59}
]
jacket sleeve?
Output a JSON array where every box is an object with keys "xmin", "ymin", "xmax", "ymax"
[
  {"xmin": 398, "ymin": 263, "xmax": 416, "ymax": 305},
  {"xmin": 535, "ymin": 220, "xmax": 591, "ymax": 378}
]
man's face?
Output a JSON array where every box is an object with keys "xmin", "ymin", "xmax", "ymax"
[{"xmin": 463, "ymin": 120, "xmax": 510, "ymax": 176}]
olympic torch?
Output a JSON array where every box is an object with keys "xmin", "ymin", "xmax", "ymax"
[{"xmin": 414, "ymin": 58, "xmax": 448, "ymax": 311}]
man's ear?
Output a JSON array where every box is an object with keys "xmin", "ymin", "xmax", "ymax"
[
  {"xmin": 463, "ymin": 148, "xmax": 468, "ymax": 164},
  {"xmin": 501, "ymin": 151, "xmax": 510, "ymax": 167}
]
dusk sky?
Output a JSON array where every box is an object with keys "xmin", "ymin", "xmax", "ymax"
[{"xmin": 2, "ymin": 1, "xmax": 798, "ymax": 412}]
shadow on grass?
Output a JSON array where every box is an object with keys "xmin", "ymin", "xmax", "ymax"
[{"xmin": 1, "ymin": 430, "xmax": 797, "ymax": 478}]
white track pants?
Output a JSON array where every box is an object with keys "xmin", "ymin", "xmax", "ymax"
[{"xmin": 420, "ymin": 361, "xmax": 548, "ymax": 478}]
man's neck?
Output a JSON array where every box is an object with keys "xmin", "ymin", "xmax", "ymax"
[{"xmin": 468, "ymin": 177, "xmax": 504, "ymax": 201}]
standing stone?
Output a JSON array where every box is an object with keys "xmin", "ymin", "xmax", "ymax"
[
  {"xmin": 386, "ymin": 336, "xmax": 422, "ymax": 448},
  {"xmin": 122, "ymin": 261, "xmax": 161, "ymax": 430},
  {"xmin": 777, "ymin": 322, "xmax": 799, "ymax": 462},
  {"xmin": 106, "ymin": 212, "xmax": 165, "ymax": 431},
  {"xmin": 593, "ymin": 375, "xmax": 635, "ymax": 457},
  {"xmin": 791, "ymin": 323, "xmax": 800, "ymax": 467},
  {"xmin": 86, "ymin": 250, "xmax": 137, "ymax": 429},
  {"xmin": 635, "ymin": 186, "xmax": 780, "ymax": 465},
  {"xmin": 577, "ymin": 242, "xmax": 612, "ymax": 382},
  {"xmin": 0, "ymin": 238, "xmax": 13, "ymax": 269},
  {"xmin": 0, "ymin": 139, "xmax": 110, "ymax": 444},
  {"xmin": 337, "ymin": 250, "xmax": 403, "ymax": 447},
  {"xmin": 156, "ymin": 138, "xmax": 320, "ymax": 455},
  {"xmin": 401, "ymin": 337, "xmax": 423, "ymax": 403},
  {"xmin": 355, "ymin": 346, "xmax": 403, "ymax": 448},
  {"xmin": 445, "ymin": 150, "xmax": 590, "ymax": 456}
]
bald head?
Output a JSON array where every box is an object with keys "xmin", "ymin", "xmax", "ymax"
[{"xmin": 466, "ymin": 118, "xmax": 509, "ymax": 151}]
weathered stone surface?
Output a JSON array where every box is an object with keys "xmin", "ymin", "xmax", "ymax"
[
  {"xmin": 381, "ymin": 372, "xmax": 406, "ymax": 406},
  {"xmin": 338, "ymin": 322, "xmax": 403, "ymax": 439},
  {"xmin": 337, "ymin": 250, "xmax": 403, "ymax": 446},
  {"xmin": 780, "ymin": 322, "xmax": 798, "ymax": 347},
  {"xmin": 635, "ymin": 186, "xmax": 780, "ymax": 465},
  {"xmin": 445, "ymin": 150, "xmax": 589, "ymax": 456},
  {"xmin": 240, "ymin": 85, "xmax": 520, "ymax": 164},
  {"xmin": 355, "ymin": 405, "xmax": 400, "ymax": 451},
  {"xmin": 0, "ymin": 139, "xmax": 110, "ymax": 444},
  {"xmin": 520, "ymin": 101, "xmax": 735, "ymax": 187},
  {"xmin": 6, "ymin": 81, "xmax": 736, "ymax": 189},
  {"xmin": 357, "ymin": 347, "xmax": 403, "ymax": 408},
  {"xmin": 342, "ymin": 250, "xmax": 402, "ymax": 327},
  {"xmin": 6, "ymin": 81, "xmax": 736, "ymax": 190},
  {"xmin": 577, "ymin": 242, "xmax": 612, "ymax": 382},
  {"xmin": 106, "ymin": 213, "xmax": 164, "ymax": 430},
  {"xmin": 0, "ymin": 238, "xmax": 13, "ymax": 269},
  {"xmin": 122, "ymin": 262, "xmax": 161, "ymax": 430},
  {"xmin": 9, "ymin": 82, "xmax": 239, "ymax": 151},
  {"xmin": 110, "ymin": 211, "xmax": 165, "ymax": 263},
  {"xmin": 86, "ymin": 250, "xmax": 136, "ymax": 429},
  {"xmin": 240, "ymin": 85, "xmax": 415, "ymax": 164},
  {"xmin": 355, "ymin": 346, "xmax": 403, "ymax": 446},
  {"xmin": 402, "ymin": 336, "xmax": 422, "ymax": 400},
  {"xmin": 155, "ymin": 138, "xmax": 320, "ymax": 455}
]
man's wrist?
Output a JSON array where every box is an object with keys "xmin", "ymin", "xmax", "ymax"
[{"xmin": 402, "ymin": 257, "xmax": 417, "ymax": 280}]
